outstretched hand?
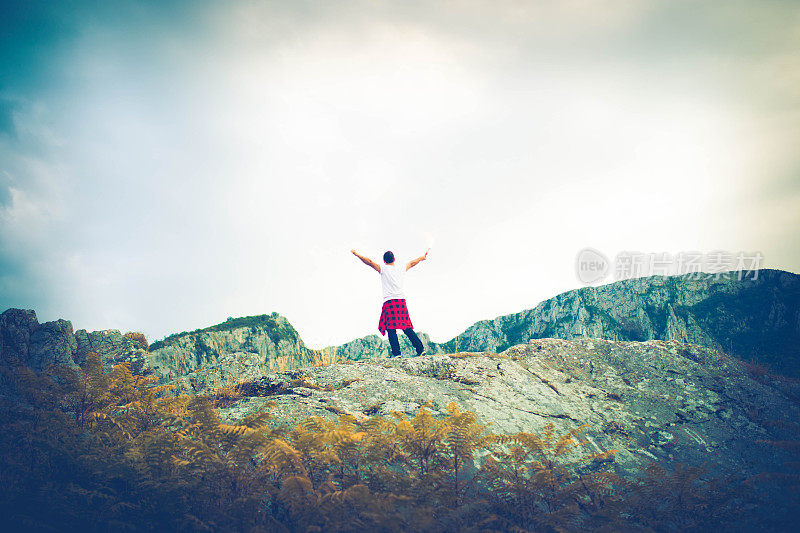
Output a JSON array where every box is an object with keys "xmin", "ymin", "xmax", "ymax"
[
  {"xmin": 406, "ymin": 249, "xmax": 430, "ymax": 271},
  {"xmin": 352, "ymin": 249, "xmax": 380, "ymax": 272}
]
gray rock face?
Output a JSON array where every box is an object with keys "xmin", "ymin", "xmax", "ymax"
[
  {"xmin": 0, "ymin": 309, "xmax": 77, "ymax": 369},
  {"xmin": 29, "ymin": 319, "xmax": 78, "ymax": 369},
  {"xmin": 74, "ymin": 329, "xmax": 148, "ymax": 373},
  {"xmin": 0, "ymin": 309, "xmax": 40, "ymax": 362},
  {"xmin": 0, "ymin": 308, "xmax": 151, "ymax": 373},
  {"xmin": 220, "ymin": 338, "xmax": 800, "ymax": 480},
  {"xmin": 144, "ymin": 314, "xmax": 320, "ymax": 393},
  {"xmin": 326, "ymin": 269, "xmax": 800, "ymax": 377},
  {"xmin": 151, "ymin": 349, "xmax": 280, "ymax": 396}
]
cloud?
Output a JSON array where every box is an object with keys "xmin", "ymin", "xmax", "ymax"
[
  {"xmin": 0, "ymin": 96, "xmax": 19, "ymax": 138},
  {"xmin": 0, "ymin": 0, "xmax": 799, "ymax": 347}
]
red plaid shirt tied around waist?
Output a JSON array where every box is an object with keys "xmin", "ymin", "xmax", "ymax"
[{"xmin": 378, "ymin": 298, "xmax": 414, "ymax": 336}]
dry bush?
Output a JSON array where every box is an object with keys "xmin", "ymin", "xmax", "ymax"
[
  {"xmin": 124, "ymin": 331, "xmax": 149, "ymax": 351},
  {"xmin": 210, "ymin": 381, "xmax": 245, "ymax": 408},
  {"xmin": 745, "ymin": 359, "xmax": 770, "ymax": 379}
]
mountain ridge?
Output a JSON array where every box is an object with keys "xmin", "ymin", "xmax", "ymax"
[
  {"xmin": 321, "ymin": 268, "xmax": 800, "ymax": 375},
  {"xmin": 2, "ymin": 268, "xmax": 797, "ymax": 395}
]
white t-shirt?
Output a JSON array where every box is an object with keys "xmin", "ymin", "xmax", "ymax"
[{"xmin": 380, "ymin": 262, "xmax": 405, "ymax": 302}]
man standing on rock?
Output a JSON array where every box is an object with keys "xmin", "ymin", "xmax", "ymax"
[{"xmin": 351, "ymin": 249, "xmax": 428, "ymax": 357}]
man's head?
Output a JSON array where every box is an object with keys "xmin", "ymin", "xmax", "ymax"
[{"xmin": 383, "ymin": 251, "xmax": 395, "ymax": 264}]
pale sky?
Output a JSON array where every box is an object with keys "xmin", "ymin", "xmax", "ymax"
[{"xmin": 1, "ymin": 0, "xmax": 799, "ymax": 348}]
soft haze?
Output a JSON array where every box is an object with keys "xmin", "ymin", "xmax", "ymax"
[{"xmin": 1, "ymin": 0, "xmax": 799, "ymax": 348}]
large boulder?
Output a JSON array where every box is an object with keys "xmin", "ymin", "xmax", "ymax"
[
  {"xmin": 29, "ymin": 319, "xmax": 78, "ymax": 369},
  {"xmin": 0, "ymin": 309, "xmax": 77, "ymax": 369},
  {"xmin": 145, "ymin": 313, "xmax": 320, "ymax": 394},
  {"xmin": 0, "ymin": 308, "xmax": 39, "ymax": 362}
]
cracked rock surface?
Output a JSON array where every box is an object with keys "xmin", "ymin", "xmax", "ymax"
[{"xmin": 220, "ymin": 338, "xmax": 800, "ymax": 478}]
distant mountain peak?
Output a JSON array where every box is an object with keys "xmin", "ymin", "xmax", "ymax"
[{"xmin": 149, "ymin": 312, "xmax": 300, "ymax": 351}]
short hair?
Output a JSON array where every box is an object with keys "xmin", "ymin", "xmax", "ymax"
[{"xmin": 383, "ymin": 251, "xmax": 394, "ymax": 264}]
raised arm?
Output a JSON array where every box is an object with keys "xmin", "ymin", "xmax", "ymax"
[
  {"xmin": 351, "ymin": 249, "xmax": 381, "ymax": 273},
  {"xmin": 406, "ymin": 249, "xmax": 430, "ymax": 271}
]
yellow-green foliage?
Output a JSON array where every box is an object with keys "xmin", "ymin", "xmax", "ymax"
[
  {"xmin": 0, "ymin": 354, "xmax": 786, "ymax": 532},
  {"xmin": 211, "ymin": 381, "xmax": 247, "ymax": 408},
  {"xmin": 123, "ymin": 331, "xmax": 149, "ymax": 351}
]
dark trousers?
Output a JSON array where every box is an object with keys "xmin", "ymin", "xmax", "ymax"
[{"xmin": 387, "ymin": 328, "xmax": 425, "ymax": 356}]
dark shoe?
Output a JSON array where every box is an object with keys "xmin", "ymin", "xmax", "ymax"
[{"xmin": 416, "ymin": 351, "xmax": 426, "ymax": 357}]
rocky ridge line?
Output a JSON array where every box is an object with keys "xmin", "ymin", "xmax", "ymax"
[{"xmin": 324, "ymin": 269, "xmax": 800, "ymax": 377}]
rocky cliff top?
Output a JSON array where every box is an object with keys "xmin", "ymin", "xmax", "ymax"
[
  {"xmin": 149, "ymin": 312, "xmax": 300, "ymax": 351},
  {"xmin": 143, "ymin": 312, "xmax": 320, "ymax": 394},
  {"xmin": 220, "ymin": 337, "xmax": 800, "ymax": 480},
  {"xmin": 3, "ymin": 268, "xmax": 798, "ymax": 398}
]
